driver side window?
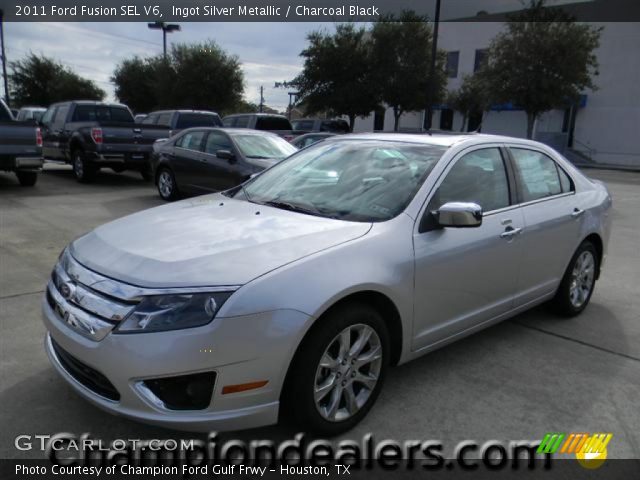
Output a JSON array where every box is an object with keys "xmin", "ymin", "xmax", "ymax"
[{"xmin": 429, "ymin": 148, "xmax": 510, "ymax": 214}]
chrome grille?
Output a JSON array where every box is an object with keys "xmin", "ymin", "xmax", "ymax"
[{"xmin": 47, "ymin": 250, "xmax": 139, "ymax": 341}]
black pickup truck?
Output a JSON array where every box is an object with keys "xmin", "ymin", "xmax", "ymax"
[
  {"xmin": 40, "ymin": 101, "xmax": 173, "ymax": 182},
  {"xmin": 0, "ymin": 99, "xmax": 43, "ymax": 186}
]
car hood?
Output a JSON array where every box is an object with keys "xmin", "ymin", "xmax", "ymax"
[{"xmin": 70, "ymin": 194, "xmax": 371, "ymax": 288}]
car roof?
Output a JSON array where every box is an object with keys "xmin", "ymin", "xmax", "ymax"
[
  {"xmin": 150, "ymin": 109, "xmax": 219, "ymax": 115},
  {"xmin": 224, "ymin": 113, "xmax": 287, "ymax": 118},
  {"xmin": 336, "ymin": 132, "xmax": 545, "ymax": 148}
]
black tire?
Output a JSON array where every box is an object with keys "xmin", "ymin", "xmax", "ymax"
[
  {"xmin": 15, "ymin": 171, "xmax": 38, "ymax": 186},
  {"xmin": 156, "ymin": 167, "xmax": 179, "ymax": 201},
  {"xmin": 283, "ymin": 302, "xmax": 389, "ymax": 436},
  {"xmin": 552, "ymin": 241, "xmax": 599, "ymax": 317},
  {"xmin": 72, "ymin": 149, "xmax": 96, "ymax": 183}
]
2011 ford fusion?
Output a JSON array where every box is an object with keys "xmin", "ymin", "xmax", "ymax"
[{"xmin": 42, "ymin": 133, "xmax": 611, "ymax": 435}]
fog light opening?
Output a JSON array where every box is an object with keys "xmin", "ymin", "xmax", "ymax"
[{"xmin": 142, "ymin": 372, "xmax": 216, "ymax": 410}]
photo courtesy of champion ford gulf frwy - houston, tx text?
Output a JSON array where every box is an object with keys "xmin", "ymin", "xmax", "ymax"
[{"xmin": 0, "ymin": 0, "xmax": 639, "ymax": 479}]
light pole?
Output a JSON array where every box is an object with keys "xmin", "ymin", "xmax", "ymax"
[
  {"xmin": 147, "ymin": 21, "xmax": 181, "ymax": 58},
  {"xmin": 424, "ymin": 0, "xmax": 441, "ymax": 130},
  {"xmin": 0, "ymin": 9, "xmax": 10, "ymax": 106}
]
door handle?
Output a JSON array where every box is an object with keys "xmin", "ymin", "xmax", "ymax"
[
  {"xmin": 571, "ymin": 208, "xmax": 585, "ymax": 218},
  {"xmin": 500, "ymin": 226, "xmax": 523, "ymax": 239}
]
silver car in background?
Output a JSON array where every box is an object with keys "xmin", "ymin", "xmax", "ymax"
[{"xmin": 42, "ymin": 133, "xmax": 612, "ymax": 435}]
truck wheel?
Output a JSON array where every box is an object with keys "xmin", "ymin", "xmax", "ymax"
[
  {"xmin": 16, "ymin": 171, "xmax": 38, "ymax": 187},
  {"xmin": 157, "ymin": 168, "xmax": 179, "ymax": 201},
  {"xmin": 72, "ymin": 150, "xmax": 96, "ymax": 183}
]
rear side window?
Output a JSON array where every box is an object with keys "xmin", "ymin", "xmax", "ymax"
[
  {"xmin": 222, "ymin": 117, "xmax": 235, "ymax": 127},
  {"xmin": 430, "ymin": 148, "xmax": 510, "ymax": 213},
  {"xmin": 510, "ymin": 148, "xmax": 567, "ymax": 202},
  {"xmin": 53, "ymin": 105, "xmax": 70, "ymax": 127},
  {"xmin": 292, "ymin": 120, "xmax": 315, "ymax": 131},
  {"xmin": 175, "ymin": 131, "xmax": 206, "ymax": 151},
  {"xmin": 156, "ymin": 113, "xmax": 173, "ymax": 127},
  {"xmin": 141, "ymin": 114, "xmax": 157, "ymax": 125},
  {"xmin": 321, "ymin": 120, "xmax": 349, "ymax": 133},
  {"xmin": 232, "ymin": 116, "xmax": 250, "ymax": 128},
  {"xmin": 176, "ymin": 113, "xmax": 222, "ymax": 129},
  {"xmin": 40, "ymin": 107, "xmax": 56, "ymax": 125},
  {"xmin": 255, "ymin": 116, "xmax": 292, "ymax": 130}
]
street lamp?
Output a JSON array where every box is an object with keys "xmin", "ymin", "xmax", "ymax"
[
  {"xmin": 147, "ymin": 21, "xmax": 181, "ymax": 58},
  {"xmin": 0, "ymin": 9, "xmax": 10, "ymax": 105},
  {"xmin": 424, "ymin": 0, "xmax": 442, "ymax": 130}
]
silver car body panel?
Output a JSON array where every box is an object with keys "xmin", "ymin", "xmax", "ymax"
[{"xmin": 42, "ymin": 133, "xmax": 612, "ymax": 430}]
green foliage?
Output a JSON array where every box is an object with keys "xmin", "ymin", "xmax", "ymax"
[
  {"xmin": 9, "ymin": 53, "xmax": 105, "ymax": 107},
  {"xmin": 447, "ymin": 74, "xmax": 491, "ymax": 131},
  {"xmin": 482, "ymin": 0, "xmax": 601, "ymax": 138},
  {"xmin": 371, "ymin": 11, "xmax": 446, "ymax": 131},
  {"xmin": 293, "ymin": 24, "xmax": 380, "ymax": 131},
  {"xmin": 112, "ymin": 40, "xmax": 245, "ymax": 114}
]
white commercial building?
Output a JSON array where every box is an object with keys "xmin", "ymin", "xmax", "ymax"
[{"xmin": 351, "ymin": 3, "xmax": 640, "ymax": 168}]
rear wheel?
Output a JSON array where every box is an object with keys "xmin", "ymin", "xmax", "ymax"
[
  {"xmin": 16, "ymin": 171, "xmax": 38, "ymax": 186},
  {"xmin": 72, "ymin": 150, "xmax": 96, "ymax": 183},
  {"xmin": 283, "ymin": 303, "xmax": 389, "ymax": 436},
  {"xmin": 157, "ymin": 168, "xmax": 179, "ymax": 201},
  {"xmin": 552, "ymin": 241, "xmax": 598, "ymax": 316}
]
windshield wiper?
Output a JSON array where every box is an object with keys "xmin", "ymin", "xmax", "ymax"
[
  {"xmin": 262, "ymin": 200, "xmax": 331, "ymax": 218},
  {"xmin": 245, "ymin": 155, "xmax": 271, "ymax": 159}
]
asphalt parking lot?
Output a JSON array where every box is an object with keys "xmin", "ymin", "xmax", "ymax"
[{"xmin": 1, "ymin": 164, "xmax": 638, "ymax": 459}]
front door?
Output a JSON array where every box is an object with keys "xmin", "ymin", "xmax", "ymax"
[
  {"xmin": 412, "ymin": 146, "xmax": 524, "ymax": 351},
  {"xmin": 171, "ymin": 130, "xmax": 207, "ymax": 192},
  {"xmin": 200, "ymin": 131, "xmax": 243, "ymax": 191}
]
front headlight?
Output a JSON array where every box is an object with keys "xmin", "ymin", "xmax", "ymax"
[{"xmin": 116, "ymin": 292, "xmax": 232, "ymax": 333}]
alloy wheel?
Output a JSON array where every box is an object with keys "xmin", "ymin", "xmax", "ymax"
[
  {"xmin": 158, "ymin": 171, "xmax": 173, "ymax": 199},
  {"xmin": 569, "ymin": 250, "xmax": 595, "ymax": 308},
  {"xmin": 313, "ymin": 324, "xmax": 382, "ymax": 422}
]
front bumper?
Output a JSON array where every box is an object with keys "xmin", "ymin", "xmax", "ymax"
[{"xmin": 42, "ymin": 295, "xmax": 310, "ymax": 432}]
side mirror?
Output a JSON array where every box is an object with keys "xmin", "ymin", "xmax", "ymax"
[
  {"xmin": 216, "ymin": 149, "xmax": 235, "ymax": 162},
  {"xmin": 434, "ymin": 202, "xmax": 483, "ymax": 228}
]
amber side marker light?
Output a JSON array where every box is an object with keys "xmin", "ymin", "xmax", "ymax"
[{"xmin": 222, "ymin": 381, "xmax": 268, "ymax": 395}]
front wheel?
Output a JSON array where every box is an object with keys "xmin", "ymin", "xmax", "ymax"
[
  {"xmin": 16, "ymin": 171, "xmax": 38, "ymax": 186},
  {"xmin": 283, "ymin": 303, "xmax": 389, "ymax": 436},
  {"xmin": 552, "ymin": 241, "xmax": 598, "ymax": 316}
]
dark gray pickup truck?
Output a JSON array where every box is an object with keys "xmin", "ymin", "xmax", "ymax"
[
  {"xmin": 40, "ymin": 101, "xmax": 172, "ymax": 182},
  {"xmin": 0, "ymin": 99, "xmax": 43, "ymax": 186}
]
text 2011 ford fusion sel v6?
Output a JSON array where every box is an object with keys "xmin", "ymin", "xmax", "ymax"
[{"xmin": 42, "ymin": 133, "xmax": 611, "ymax": 435}]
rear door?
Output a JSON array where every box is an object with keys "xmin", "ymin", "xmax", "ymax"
[
  {"xmin": 171, "ymin": 130, "xmax": 207, "ymax": 191},
  {"xmin": 506, "ymin": 146, "xmax": 582, "ymax": 306},
  {"xmin": 47, "ymin": 104, "xmax": 69, "ymax": 159}
]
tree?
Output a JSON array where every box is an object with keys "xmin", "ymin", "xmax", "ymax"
[
  {"xmin": 9, "ymin": 53, "xmax": 104, "ymax": 106},
  {"xmin": 293, "ymin": 24, "xmax": 380, "ymax": 131},
  {"xmin": 111, "ymin": 56, "xmax": 158, "ymax": 113},
  {"xmin": 481, "ymin": 0, "xmax": 601, "ymax": 138},
  {"xmin": 371, "ymin": 11, "xmax": 446, "ymax": 131},
  {"xmin": 447, "ymin": 74, "xmax": 491, "ymax": 132},
  {"xmin": 112, "ymin": 40, "xmax": 244, "ymax": 113}
]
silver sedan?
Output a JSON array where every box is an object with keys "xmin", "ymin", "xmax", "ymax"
[{"xmin": 42, "ymin": 133, "xmax": 612, "ymax": 435}]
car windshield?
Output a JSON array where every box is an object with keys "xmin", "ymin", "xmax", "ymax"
[
  {"xmin": 234, "ymin": 140, "xmax": 446, "ymax": 222},
  {"xmin": 233, "ymin": 134, "xmax": 297, "ymax": 159}
]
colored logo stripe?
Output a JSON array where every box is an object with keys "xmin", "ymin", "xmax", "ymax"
[{"xmin": 537, "ymin": 433, "xmax": 566, "ymax": 454}]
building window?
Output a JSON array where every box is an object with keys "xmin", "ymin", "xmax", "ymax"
[
  {"xmin": 446, "ymin": 51, "xmax": 459, "ymax": 78},
  {"xmin": 440, "ymin": 109, "xmax": 454, "ymax": 131},
  {"xmin": 474, "ymin": 49, "xmax": 488, "ymax": 72}
]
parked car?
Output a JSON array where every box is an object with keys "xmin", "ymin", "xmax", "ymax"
[
  {"xmin": 15, "ymin": 106, "xmax": 46, "ymax": 123},
  {"xmin": 42, "ymin": 133, "xmax": 611, "ymax": 435},
  {"xmin": 134, "ymin": 114, "xmax": 148, "ymax": 123},
  {"xmin": 291, "ymin": 117, "xmax": 350, "ymax": 134},
  {"xmin": 141, "ymin": 110, "xmax": 222, "ymax": 136},
  {"xmin": 39, "ymin": 101, "xmax": 171, "ymax": 182},
  {"xmin": 290, "ymin": 132, "xmax": 336, "ymax": 149},
  {"xmin": 151, "ymin": 128, "xmax": 297, "ymax": 201},
  {"xmin": 0, "ymin": 99, "xmax": 43, "ymax": 186},
  {"xmin": 10, "ymin": 108, "xmax": 19, "ymax": 118},
  {"xmin": 222, "ymin": 113, "xmax": 296, "ymax": 140}
]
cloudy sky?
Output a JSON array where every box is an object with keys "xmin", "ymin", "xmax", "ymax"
[{"xmin": 2, "ymin": 0, "xmax": 587, "ymax": 111}]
